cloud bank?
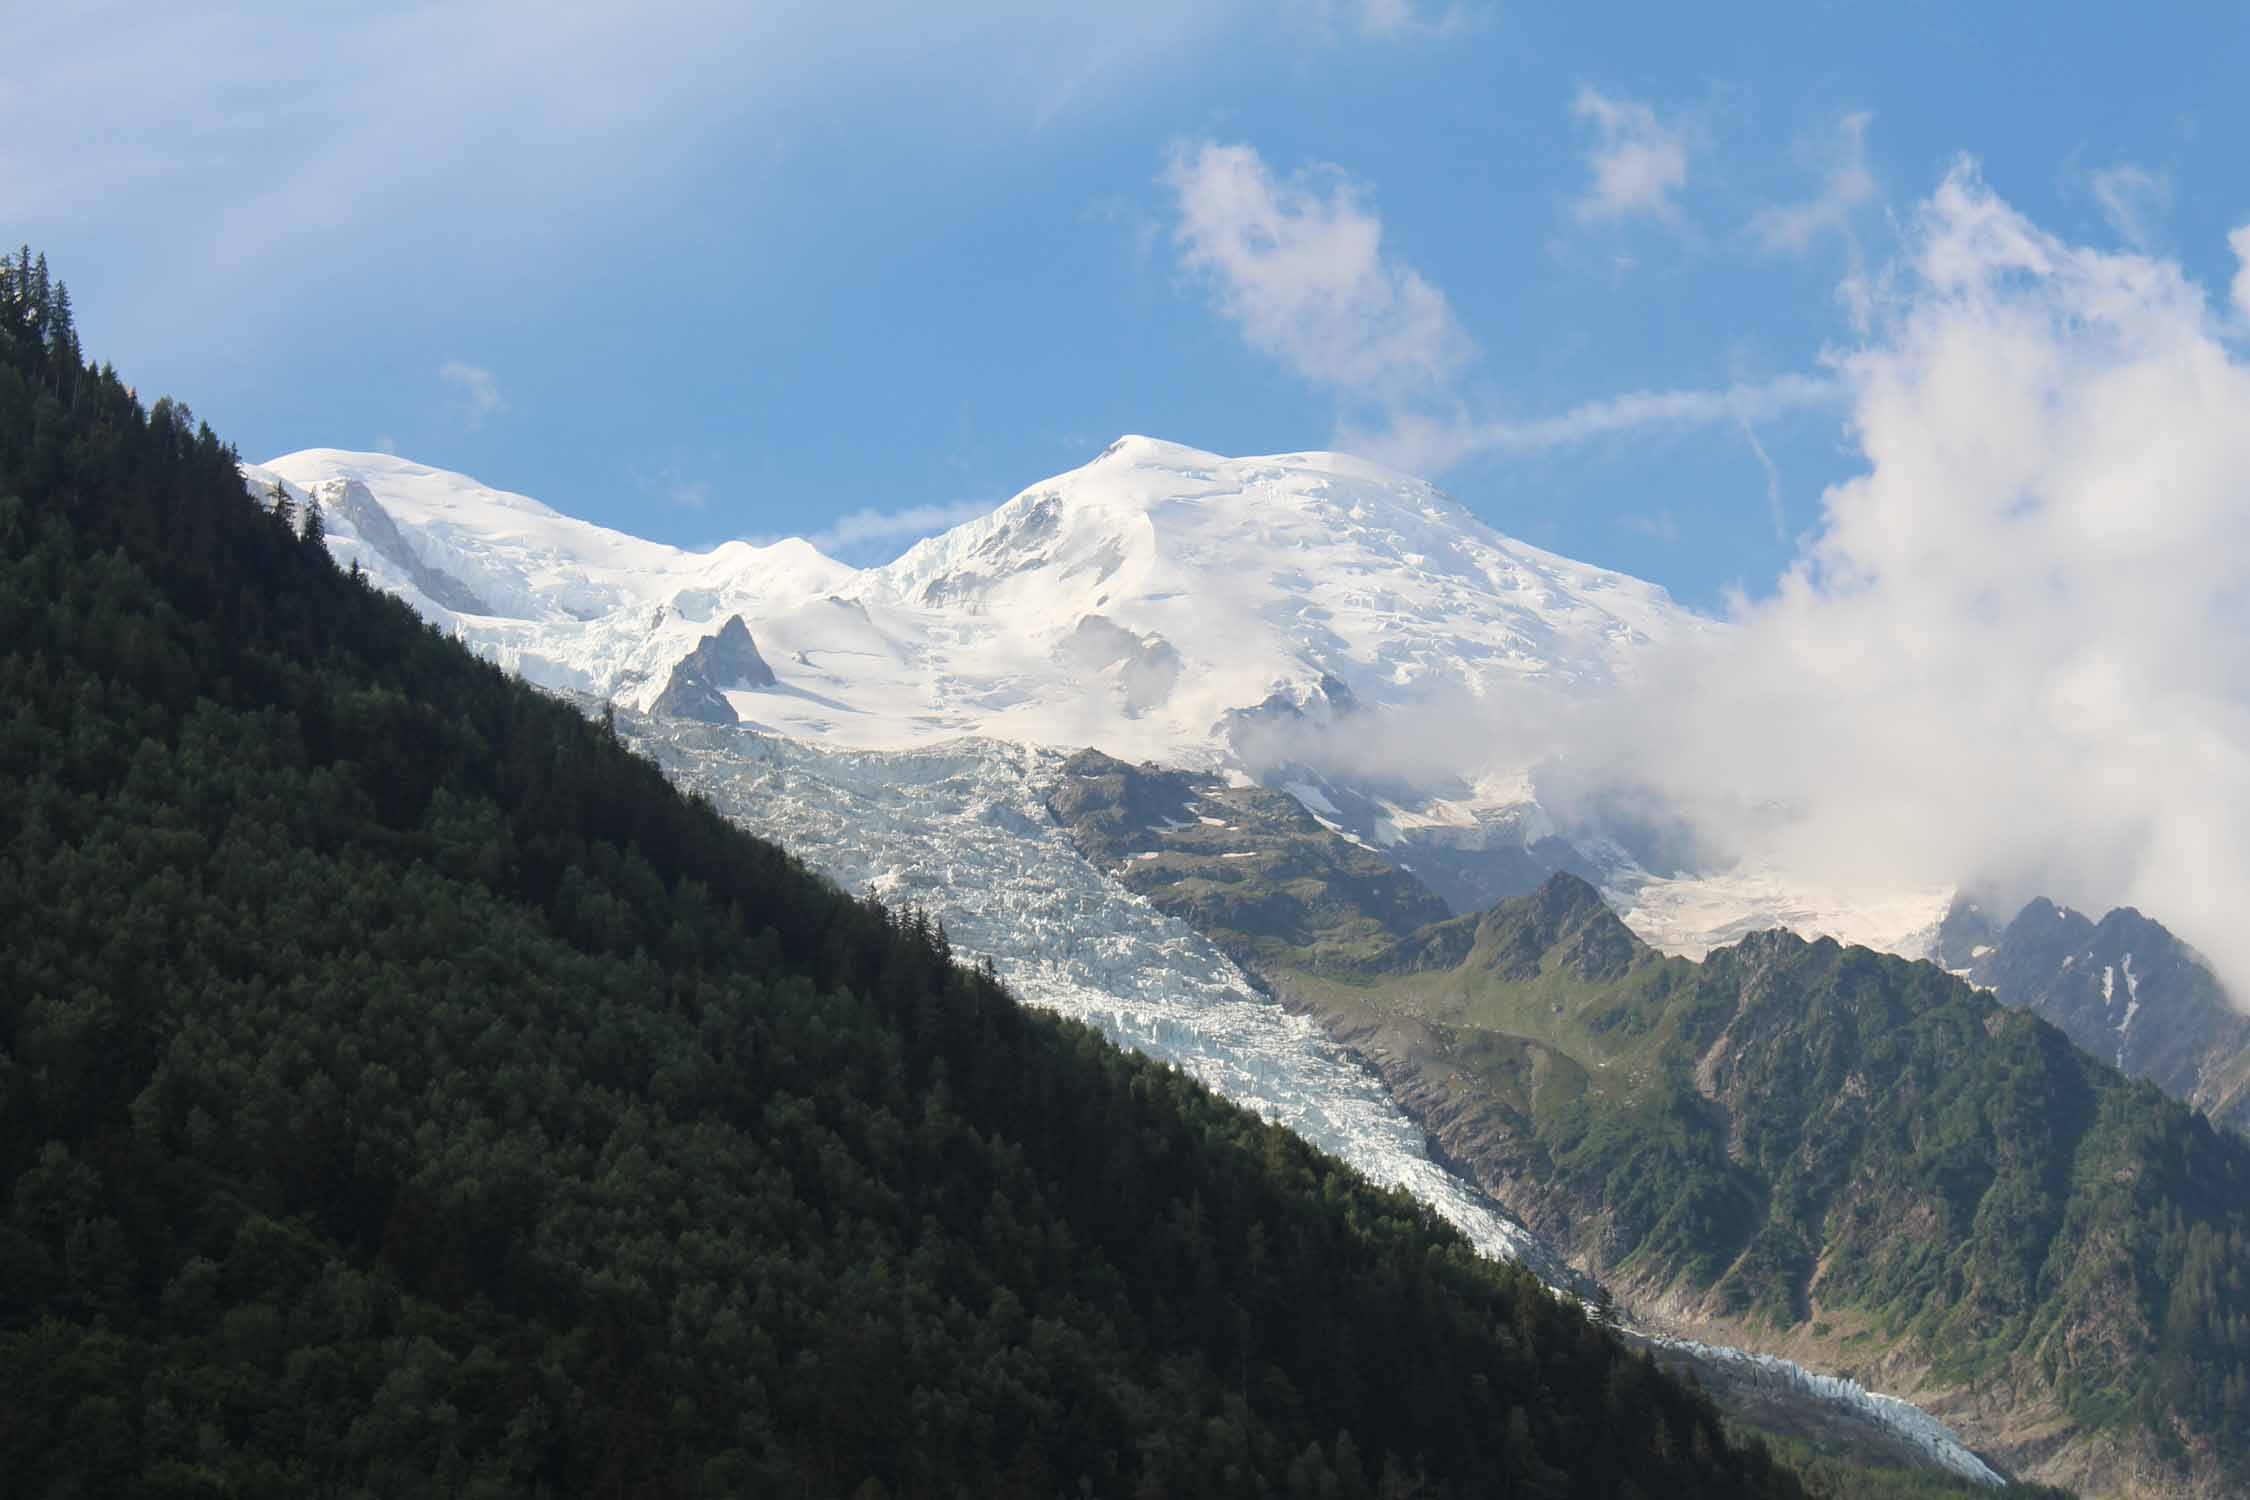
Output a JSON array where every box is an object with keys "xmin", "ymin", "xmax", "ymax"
[{"xmin": 1557, "ymin": 165, "xmax": 2250, "ymax": 1001}]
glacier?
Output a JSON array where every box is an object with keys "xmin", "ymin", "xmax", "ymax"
[
  {"xmin": 623, "ymin": 716, "xmax": 2003, "ymax": 1486},
  {"xmin": 628, "ymin": 719, "xmax": 1564, "ymax": 1275},
  {"xmin": 1649, "ymin": 1337, "xmax": 2005, "ymax": 1487}
]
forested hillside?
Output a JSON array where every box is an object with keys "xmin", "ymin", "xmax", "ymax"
[{"xmin": 0, "ymin": 256, "xmax": 1830, "ymax": 1494}]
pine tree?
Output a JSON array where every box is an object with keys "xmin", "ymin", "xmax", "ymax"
[
  {"xmin": 269, "ymin": 480, "xmax": 296, "ymax": 533},
  {"xmin": 300, "ymin": 495, "xmax": 326, "ymax": 550},
  {"xmin": 46, "ymin": 278, "xmax": 72, "ymax": 345}
]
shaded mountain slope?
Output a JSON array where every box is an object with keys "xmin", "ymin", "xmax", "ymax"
[
  {"xmin": 0, "ymin": 260, "xmax": 1813, "ymax": 1497},
  {"xmin": 1939, "ymin": 899, "xmax": 2250, "ymax": 1136}
]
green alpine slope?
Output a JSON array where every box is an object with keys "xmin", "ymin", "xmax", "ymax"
[{"xmin": 1269, "ymin": 875, "xmax": 2250, "ymax": 1499}]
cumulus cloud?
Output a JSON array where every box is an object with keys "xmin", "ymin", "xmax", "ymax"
[
  {"xmin": 1750, "ymin": 112, "xmax": 1877, "ymax": 254},
  {"xmin": 1570, "ymin": 87, "xmax": 1692, "ymax": 226},
  {"xmin": 1554, "ymin": 163, "xmax": 2250, "ymax": 1004},
  {"xmin": 1162, "ymin": 139, "xmax": 1477, "ymax": 410},
  {"xmin": 438, "ymin": 360, "xmax": 505, "ymax": 429},
  {"xmin": 2089, "ymin": 164, "xmax": 2169, "ymax": 250}
]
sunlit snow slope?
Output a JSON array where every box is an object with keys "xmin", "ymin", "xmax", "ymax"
[
  {"xmin": 244, "ymin": 441, "xmax": 1941, "ymax": 957},
  {"xmin": 254, "ymin": 438, "xmax": 1686, "ymax": 759}
]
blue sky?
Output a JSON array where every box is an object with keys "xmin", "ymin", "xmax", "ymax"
[{"xmin": 12, "ymin": 1, "xmax": 2250, "ymax": 607}]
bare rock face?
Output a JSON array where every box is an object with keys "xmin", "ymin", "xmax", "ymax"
[
  {"xmin": 650, "ymin": 616, "xmax": 776, "ymax": 724},
  {"xmin": 1937, "ymin": 896, "xmax": 2250, "ymax": 1134}
]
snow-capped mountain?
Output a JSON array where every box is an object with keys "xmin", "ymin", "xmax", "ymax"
[
  {"xmin": 243, "ymin": 439, "xmax": 1950, "ymax": 958},
  {"xmin": 254, "ymin": 437, "xmax": 1689, "ymax": 757},
  {"xmin": 239, "ymin": 442, "xmax": 2016, "ymax": 1480}
]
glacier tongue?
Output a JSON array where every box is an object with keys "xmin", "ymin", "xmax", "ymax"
[
  {"xmin": 1651, "ymin": 1338, "xmax": 2004, "ymax": 1488},
  {"xmin": 629, "ymin": 719, "xmax": 1562, "ymax": 1273}
]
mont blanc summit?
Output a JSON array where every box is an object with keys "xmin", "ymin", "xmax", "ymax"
[
  {"xmin": 250, "ymin": 438, "xmax": 1971, "ymax": 954},
  {"xmin": 254, "ymin": 436, "xmax": 1691, "ymax": 755}
]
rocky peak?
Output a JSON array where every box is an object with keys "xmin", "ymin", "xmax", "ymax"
[
  {"xmin": 1474, "ymin": 872, "xmax": 1645, "ymax": 983},
  {"xmin": 650, "ymin": 615, "xmax": 777, "ymax": 724}
]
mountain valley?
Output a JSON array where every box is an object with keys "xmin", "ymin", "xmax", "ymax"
[{"xmin": 237, "ymin": 434, "xmax": 2250, "ymax": 1496}]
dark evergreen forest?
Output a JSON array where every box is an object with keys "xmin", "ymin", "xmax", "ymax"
[{"xmin": 0, "ymin": 251, "xmax": 1826, "ymax": 1496}]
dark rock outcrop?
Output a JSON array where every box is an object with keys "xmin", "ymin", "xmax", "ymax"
[{"xmin": 650, "ymin": 616, "xmax": 776, "ymax": 725}]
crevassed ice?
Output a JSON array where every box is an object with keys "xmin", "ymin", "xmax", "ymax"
[
  {"xmin": 1653, "ymin": 1338, "xmax": 2004, "ymax": 1487},
  {"xmin": 629, "ymin": 722, "xmax": 1564, "ymax": 1272}
]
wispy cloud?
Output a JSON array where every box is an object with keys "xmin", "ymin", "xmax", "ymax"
[
  {"xmin": 2232, "ymin": 225, "xmax": 2250, "ymax": 318},
  {"xmin": 1621, "ymin": 510, "xmax": 1681, "ymax": 543},
  {"xmin": 1570, "ymin": 87, "xmax": 1692, "ymax": 226},
  {"xmin": 1738, "ymin": 417, "xmax": 1785, "ymax": 540},
  {"xmin": 5, "ymin": 3, "xmax": 1268, "ymax": 361},
  {"xmin": 794, "ymin": 498, "xmax": 994, "ymax": 559},
  {"xmin": 1162, "ymin": 139, "xmax": 1476, "ymax": 410},
  {"xmin": 1161, "ymin": 136, "xmax": 1838, "ymax": 479},
  {"xmin": 1306, "ymin": 0, "xmax": 1480, "ymax": 40},
  {"xmin": 439, "ymin": 360, "xmax": 505, "ymax": 430},
  {"xmin": 1343, "ymin": 370, "xmax": 1840, "ymax": 474},
  {"xmin": 2089, "ymin": 163, "xmax": 2169, "ymax": 250},
  {"xmin": 1750, "ymin": 112, "xmax": 1877, "ymax": 255}
]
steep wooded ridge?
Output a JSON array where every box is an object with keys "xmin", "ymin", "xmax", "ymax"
[
  {"xmin": 1938, "ymin": 899, "xmax": 2250, "ymax": 1137},
  {"xmin": 0, "ymin": 261, "xmax": 1840, "ymax": 1495}
]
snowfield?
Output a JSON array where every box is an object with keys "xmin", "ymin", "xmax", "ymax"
[{"xmin": 245, "ymin": 437, "xmax": 1922, "ymax": 957}]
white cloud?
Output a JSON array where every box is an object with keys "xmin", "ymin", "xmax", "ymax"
[
  {"xmin": 1162, "ymin": 139, "xmax": 1477, "ymax": 410},
  {"xmin": 4, "ymin": 2, "xmax": 1265, "ymax": 361},
  {"xmin": 373, "ymin": 433, "xmax": 399, "ymax": 455},
  {"xmin": 1311, "ymin": 0, "xmax": 1478, "ymax": 39},
  {"xmin": 1570, "ymin": 87, "xmax": 1691, "ymax": 226},
  {"xmin": 2228, "ymin": 224, "xmax": 2250, "ymax": 319},
  {"xmin": 1621, "ymin": 510, "xmax": 1680, "ymax": 543},
  {"xmin": 1343, "ymin": 370, "xmax": 1839, "ymax": 474},
  {"xmin": 796, "ymin": 498, "xmax": 993, "ymax": 559},
  {"xmin": 1161, "ymin": 135, "xmax": 1839, "ymax": 480},
  {"xmin": 2089, "ymin": 164, "xmax": 2169, "ymax": 250},
  {"xmin": 1750, "ymin": 112, "xmax": 1877, "ymax": 255},
  {"xmin": 1555, "ymin": 164, "xmax": 2250, "ymax": 1005},
  {"xmin": 1739, "ymin": 417, "xmax": 1786, "ymax": 541},
  {"xmin": 438, "ymin": 360, "xmax": 505, "ymax": 429}
]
